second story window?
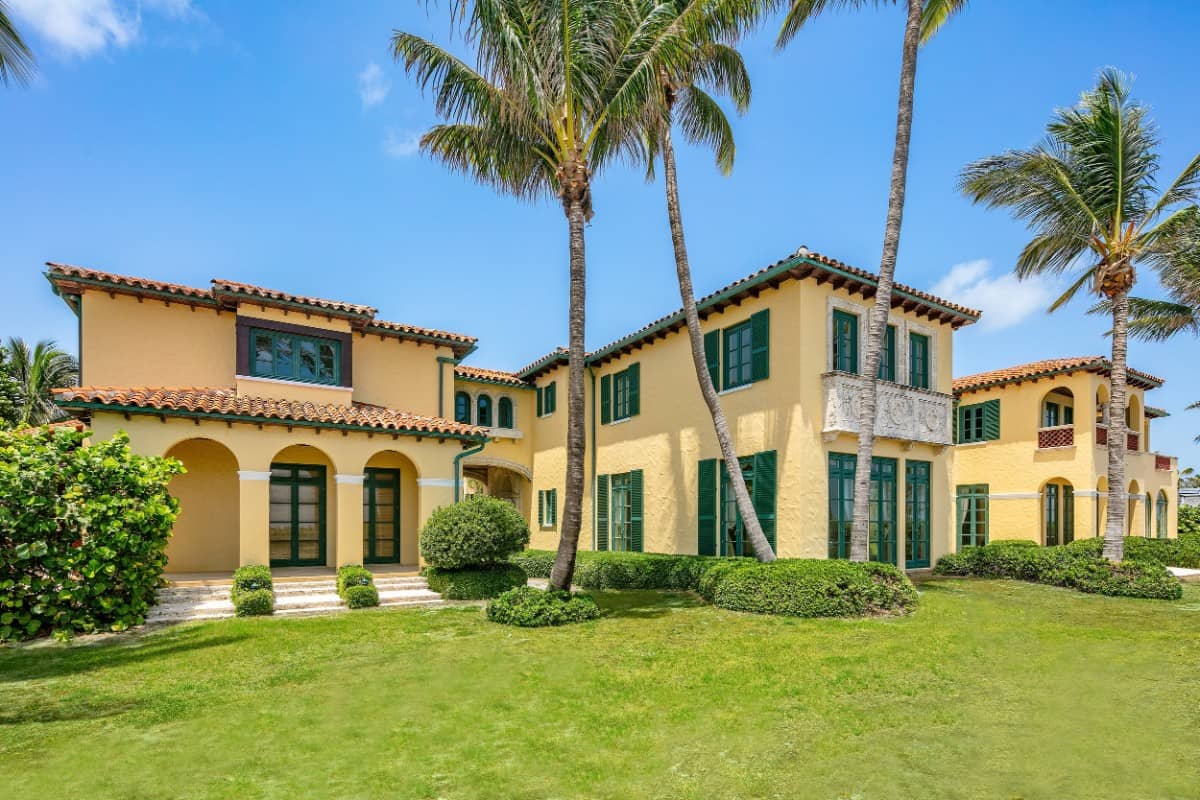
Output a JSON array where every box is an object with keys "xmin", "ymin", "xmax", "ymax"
[
  {"xmin": 909, "ymin": 332, "xmax": 930, "ymax": 389},
  {"xmin": 704, "ymin": 309, "xmax": 769, "ymax": 392},
  {"xmin": 878, "ymin": 325, "xmax": 897, "ymax": 382},
  {"xmin": 252, "ymin": 328, "xmax": 339, "ymax": 385},
  {"xmin": 454, "ymin": 391, "xmax": 471, "ymax": 423},
  {"xmin": 477, "ymin": 395, "xmax": 493, "ymax": 427},
  {"xmin": 537, "ymin": 381, "xmax": 557, "ymax": 417},
  {"xmin": 832, "ymin": 310, "xmax": 858, "ymax": 373},
  {"xmin": 601, "ymin": 363, "xmax": 641, "ymax": 423},
  {"xmin": 724, "ymin": 321, "xmax": 754, "ymax": 389},
  {"xmin": 957, "ymin": 400, "xmax": 1000, "ymax": 444},
  {"xmin": 498, "ymin": 397, "xmax": 514, "ymax": 429}
]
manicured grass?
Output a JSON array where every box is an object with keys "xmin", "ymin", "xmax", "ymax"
[{"xmin": 2, "ymin": 580, "xmax": 1198, "ymax": 799}]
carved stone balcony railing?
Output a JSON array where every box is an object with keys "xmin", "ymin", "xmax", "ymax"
[
  {"xmin": 1037, "ymin": 425, "xmax": 1074, "ymax": 449},
  {"xmin": 822, "ymin": 371, "xmax": 953, "ymax": 447}
]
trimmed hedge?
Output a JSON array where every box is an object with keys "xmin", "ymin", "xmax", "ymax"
[
  {"xmin": 510, "ymin": 549, "xmax": 556, "ymax": 579},
  {"xmin": 933, "ymin": 541, "xmax": 1182, "ymax": 600},
  {"xmin": 336, "ymin": 565, "xmax": 373, "ymax": 598},
  {"xmin": 344, "ymin": 584, "xmax": 380, "ymax": 609},
  {"xmin": 1180, "ymin": 506, "xmax": 1200, "ymax": 537},
  {"xmin": 0, "ymin": 429, "xmax": 183, "ymax": 641},
  {"xmin": 510, "ymin": 549, "xmax": 736, "ymax": 591},
  {"xmin": 698, "ymin": 559, "xmax": 918, "ymax": 618},
  {"xmin": 486, "ymin": 586, "xmax": 601, "ymax": 627},
  {"xmin": 1124, "ymin": 534, "xmax": 1200, "ymax": 570},
  {"xmin": 231, "ymin": 565, "xmax": 274, "ymax": 616},
  {"xmin": 425, "ymin": 564, "xmax": 527, "ymax": 600},
  {"xmin": 420, "ymin": 495, "xmax": 530, "ymax": 569}
]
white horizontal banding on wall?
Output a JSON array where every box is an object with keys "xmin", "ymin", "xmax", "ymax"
[
  {"xmin": 988, "ymin": 493, "xmax": 1041, "ymax": 500},
  {"xmin": 418, "ymin": 478, "xmax": 455, "ymax": 487},
  {"xmin": 335, "ymin": 474, "xmax": 365, "ymax": 485},
  {"xmin": 237, "ymin": 470, "xmax": 272, "ymax": 481},
  {"xmin": 1074, "ymin": 490, "xmax": 1101, "ymax": 497}
]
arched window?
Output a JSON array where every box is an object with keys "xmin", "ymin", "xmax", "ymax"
[
  {"xmin": 1145, "ymin": 493, "xmax": 1153, "ymax": 538},
  {"xmin": 1043, "ymin": 479, "xmax": 1074, "ymax": 546},
  {"xmin": 477, "ymin": 394, "xmax": 493, "ymax": 427},
  {"xmin": 498, "ymin": 396, "xmax": 514, "ymax": 429},
  {"xmin": 1041, "ymin": 388, "xmax": 1075, "ymax": 428},
  {"xmin": 454, "ymin": 391, "xmax": 471, "ymax": 424},
  {"xmin": 1156, "ymin": 491, "xmax": 1169, "ymax": 539}
]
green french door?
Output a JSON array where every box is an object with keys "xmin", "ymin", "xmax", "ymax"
[
  {"xmin": 720, "ymin": 457, "xmax": 756, "ymax": 557},
  {"xmin": 905, "ymin": 461, "xmax": 931, "ymax": 569},
  {"xmin": 870, "ymin": 458, "xmax": 898, "ymax": 564},
  {"xmin": 269, "ymin": 464, "xmax": 327, "ymax": 567},
  {"xmin": 363, "ymin": 468, "xmax": 401, "ymax": 564}
]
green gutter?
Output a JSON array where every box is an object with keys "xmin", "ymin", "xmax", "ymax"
[
  {"xmin": 366, "ymin": 325, "xmax": 477, "ymax": 357},
  {"xmin": 57, "ymin": 400, "xmax": 488, "ymax": 443},
  {"xmin": 437, "ymin": 355, "xmax": 458, "ymax": 417},
  {"xmin": 454, "ymin": 441, "xmax": 487, "ymax": 501},
  {"xmin": 589, "ymin": 366, "xmax": 597, "ymax": 551}
]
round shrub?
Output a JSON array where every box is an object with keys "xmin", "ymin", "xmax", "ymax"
[
  {"xmin": 701, "ymin": 559, "xmax": 918, "ymax": 618},
  {"xmin": 420, "ymin": 495, "xmax": 530, "ymax": 569},
  {"xmin": 932, "ymin": 551, "xmax": 972, "ymax": 576},
  {"xmin": 0, "ymin": 429, "xmax": 183, "ymax": 641},
  {"xmin": 336, "ymin": 565, "xmax": 373, "ymax": 598},
  {"xmin": 486, "ymin": 586, "xmax": 601, "ymax": 627},
  {"xmin": 425, "ymin": 564, "xmax": 527, "ymax": 600},
  {"xmin": 231, "ymin": 564, "xmax": 273, "ymax": 600},
  {"xmin": 233, "ymin": 588, "xmax": 274, "ymax": 617},
  {"xmin": 344, "ymin": 584, "xmax": 380, "ymax": 608}
]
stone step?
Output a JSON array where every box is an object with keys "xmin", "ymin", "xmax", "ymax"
[{"xmin": 379, "ymin": 587, "xmax": 442, "ymax": 602}]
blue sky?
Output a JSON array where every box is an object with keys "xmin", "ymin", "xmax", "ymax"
[{"xmin": 3, "ymin": 0, "xmax": 1198, "ymax": 467}]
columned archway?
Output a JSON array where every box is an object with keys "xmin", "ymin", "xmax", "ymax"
[
  {"xmin": 164, "ymin": 438, "xmax": 240, "ymax": 573},
  {"xmin": 269, "ymin": 444, "xmax": 336, "ymax": 567},
  {"xmin": 363, "ymin": 450, "xmax": 421, "ymax": 566}
]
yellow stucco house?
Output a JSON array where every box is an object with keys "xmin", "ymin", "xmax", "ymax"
[
  {"xmin": 47, "ymin": 247, "xmax": 985, "ymax": 574},
  {"xmin": 951, "ymin": 357, "xmax": 1179, "ymax": 546}
]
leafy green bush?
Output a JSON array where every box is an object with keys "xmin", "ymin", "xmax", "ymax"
[
  {"xmin": 233, "ymin": 588, "xmax": 274, "ymax": 617},
  {"xmin": 231, "ymin": 564, "xmax": 273, "ymax": 600},
  {"xmin": 698, "ymin": 559, "xmax": 918, "ymax": 618},
  {"xmin": 511, "ymin": 549, "xmax": 736, "ymax": 591},
  {"xmin": 420, "ymin": 495, "xmax": 530, "ymax": 569},
  {"xmin": 932, "ymin": 541, "xmax": 1182, "ymax": 600},
  {"xmin": 486, "ymin": 586, "xmax": 601, "ymax": 627},
  {"xmin": 1179, "ymin": 506, "xmax": 1200, "ymax": 537},
  {"xmin": 510, "ymin": 549, "xmax": 556, "ymax": 578},
  {"xmin": 0, "ymin": 428, "xmax": 183, "ymax": 641},
  {"xmin": 336, "ymin": 565, "xmax": 373, "ymax": 598},
  {"xmin": 344, "ymin": 584, "xmax": 380, "ymax": 609},
  {"xmin": 425, "ymin": 564, "xmax": 527, "ymax": 599}
]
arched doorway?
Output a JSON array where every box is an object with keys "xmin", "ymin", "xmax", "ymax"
[
  {"xmin": 269, "ymin": 444, "xmax": 335, "ymax": 567},
  {"xmin": 1042, "ymin": 477, "xmax": 1074, "ymax": 546},
  {"xmin": 1095, "ymin": 477, "xmax": 1108, "ymax": 538},
  {"xmin": 164, "ymin": 438, "xmax": 240, "ymax": 573},
  {"xmin": 363, "ymin": 450, "xmax": 420, "ymax": 565},
  {"xmin": 1127, "ymin": 480, "xmax": 1141, "ymax": 537}
]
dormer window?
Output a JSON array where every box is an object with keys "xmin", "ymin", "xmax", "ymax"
[{"xmin": 251, "ymin": 328, "xmax": 340, "ymax": 386}]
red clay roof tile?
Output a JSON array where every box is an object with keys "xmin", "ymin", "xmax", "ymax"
[
  {"xmin": 453, "ymin": 365, "xmax": 530, "ymax": 387},
  {"xmin": 953, "ymin": 357, "xmax": 1164, "ymax": 395}
]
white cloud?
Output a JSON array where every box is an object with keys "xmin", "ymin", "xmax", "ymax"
[
  {"xmin": 382, "ymin": 128, "xmax": 421, "ymax": 159},
  {"xmin": 358, "ymin": 62, "xmax": 390, "ymax": 109},
  {"xmin": 931, "ymin": 259, "xmax": 1058, "ymax": 332},
  {"xmin": 8, "ymin": 0, "xmax": 198, "ymax": 58}
]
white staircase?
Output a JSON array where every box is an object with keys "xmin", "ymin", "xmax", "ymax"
[{"xmin": 145, "ymin": 573, "xmax": 444, "ymax": 625}]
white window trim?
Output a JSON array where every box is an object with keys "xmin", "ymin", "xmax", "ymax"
[
  {"xmin": 718, "ymin": 382, "xmax": 754, "ymax": 397},
  {"xmin": 236, "ymin": 373, "xmax": 349, "ymax": 391}
]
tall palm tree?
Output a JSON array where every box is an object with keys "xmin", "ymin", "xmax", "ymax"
[
  {"xmin": 632, "ymin": 0, "xmax": 775, "ymax": 560},
  {"xmin": 959, "ymin": 69, "xmax": 1200, "ymax": 561},
  {"xmin": 4, "ymin": 337, "xmax": 78, "ymax": 427},
  {"xmin": 0, "ymin": 0, "xmax": 35, "ymax": 86},
  {"xmin": 393, "ymin": 0, "xmax": 686, "ymax": 589},
  {"xmin": 773, "ymin": 0, "xmax": 968, "ymax": 560}
]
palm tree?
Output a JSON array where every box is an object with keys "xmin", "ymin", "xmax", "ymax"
[
  {"xmin": 0, "ymin": 343, "xmax": 23, "ymax": 429},
  {"xmin": 773, "ymin": 0, "xmax": 968, "ymax": 560},
  {"xmin": 392, "ymin": 0, "xmax": 685, "ymax": 589},
  {"xmin": 4, "ymin": 337, "xmax": 78, "ymax": 427},
  {"xmin": 0, "ymin": 1, "xmax": 35, "ymax": 86},
  {"xmin": 959, "ymin": 69, "xmax": 1200, "ymax": 561}
]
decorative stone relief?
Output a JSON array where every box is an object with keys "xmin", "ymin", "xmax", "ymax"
[{"xmin": 822, "ymin": 372, "xmax": 953, "ymax": 446}]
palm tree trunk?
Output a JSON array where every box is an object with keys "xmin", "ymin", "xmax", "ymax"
[
  {"xmin": 1103, "ymin": 291, "xmax": 1129, "ymax": 560},
  {"xmin": 660, "ymin": 124, "xmax": 775, "ymax": 562},
  {"xmin": 549, "ymin": 194, "xmax": 590, "ymax": 590},
  {"xmin": 849, "ymin": 0, "xmax": 923, "ymax": 562}
]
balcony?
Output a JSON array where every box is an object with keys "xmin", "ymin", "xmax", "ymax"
[
  {"xmin": 1037, "ymin": 425, "xmax": 1074, "ymax": 449},
  {"xmin": 822, "ymin": 371, "xmax": 953, "ymax": 447},
  {"xmin": 1156, "ymin": 454, "xmax": 1175, "ymax": 471},
  {"xmin": 1095, "ymin": 425, "xmax": 1141, "ymax": 452}
]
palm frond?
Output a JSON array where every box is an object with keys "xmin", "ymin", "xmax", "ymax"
[
  {"xmin": 1046, "ymin": 267, "xmax": 1094, "ymax": 312},
  {"xmin": 776, "ymin": 0, "xmax": 887, "ymax": 49},
  {"xmin": 919, "ymin": 0, "xmax": 969, "ymax": 43},
  {"xmin": 691, "ymin": 42, "xmax": 750, "ymax": 113},
  {"xmin": 0, "ymin": 1, "xmax": 34, "ymax": 87},
  {"xmin": 675, "ymin": 85, "xmax": 736, "ymax": 173}
]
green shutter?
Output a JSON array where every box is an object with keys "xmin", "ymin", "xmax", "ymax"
[
  {"xmin": 536, "ymin": 387, "xmax": 544, "ymax": 417},
  {"xmin": 704, "ymin": 329, "xmax": 721, "ymax": 390},
  {"xmin": 697, "ymin": 459, "xmax": 717, "ymax": 556},
  {"xmin": 952, "ymin": 400, "xmax": 961, "ymax": 444},
  {"xmin": 595, "ymin": 475, "xmax": 610, "ymax": 551},
  {"xmin": 750, "ymin": 309, "xmax": 770, "ymax": 382},
  {"xmin": 537, "ymin": 490, "xmax": 545, "ymax": 526},
  {"xmin": 752, "ymin": 450, "xmax": 777, "ymax": 551},
  {"xmin": 627, "ymin": 363, "xmax": 640, "ymax": 416},
  {"xmin": 600, "ymin": 374, "xmax": 612, "ymax": 425},
  {"xmin": 630, "ymin": 469, "xmax": 644, "ymax": 552},
  {"xmin": 983, "ymin": 399, "xmax": 1001, "ymax": 440},
  {"xmin": 718, "ymin": 459, "xmax": 730, "ymax": 556},
  {"xmin": 549, "ymin": 382, "xmax": 557, "ymax": 414}
]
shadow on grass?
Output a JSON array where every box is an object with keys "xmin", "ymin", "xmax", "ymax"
[
  {"xmin": 0, "ymin": 627, "xmax": 249, "ymax": 684},
  {"xmin": 592, "ymin": 590, "xmax": 707, "ymax": 619}
]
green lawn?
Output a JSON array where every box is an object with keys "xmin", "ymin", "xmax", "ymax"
[{"xmin": 2, "ymin": 580, "xmax": 1198, "ymax": 800}]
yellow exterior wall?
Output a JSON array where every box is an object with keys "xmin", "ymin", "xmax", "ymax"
[
  {"xmin": 163, "ymin": 438, "xmax": 240, "ymax": 572},
  {"xmin": 952, "ymin": 371, "xmax": 1178, "ymax": 542},
  {"xmin": 354, "ymin": 335, "xmax": 454, "ymax": 416}
]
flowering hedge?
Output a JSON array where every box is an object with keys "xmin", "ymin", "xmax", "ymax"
[{"xmin": 0, "ymin": 428, "xmax": 182, "ymax": 640}]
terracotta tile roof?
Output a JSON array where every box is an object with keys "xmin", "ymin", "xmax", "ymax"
[
  {"xmin": 368, "ymin": 319, "xmax": 478, "ymax": 348},
  {"xmin": 12, "ymin": 418, "xmax": 88, "ymax": 436},
  {"xmin": 54, "ymin": 387, "xmax": 488, "ymax": 439},
  {"xmin": 211, "ymin": 279, "xmax": 377, "ymax": 318},
  {"xmin": 1145, "ymin": 406, "xmax": 1170, "ymax": 419},
  {"xmin": 454, "ymin": 365, "xmax": 530, "ymax": 387},
  {"xmin": 953, "ymin": 357, "xmax": 1165, "ymax": 395},
  {"xmin": 587, "ymin": 246, "xmax": 982, "ymax": 366},
  {"xmin": 45, "ymin": 263, "xmax": 215, "ymax": 304}
]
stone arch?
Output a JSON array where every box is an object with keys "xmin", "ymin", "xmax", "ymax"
[
  {"xmin": 164, "ymin": 438, "xmax": 240, "ymax": 573},
  {"xmin": 1156, "ymin": 490, "xmax": 1169, "ymax": 539},
  {"xmin": 1040, "ymin": 476, "xmax": 1075, "ymax": 545},
  {"xmin": 1040, "ymin": 386, "xmax": 1076, "ymax": 428},
  {"xmin": 1126, "ymin": 394, "xmax": 1142, "ymax": 432},
  {"xmin": 363, "ymin": 449, "xmax": 421, "ymax": 565}
]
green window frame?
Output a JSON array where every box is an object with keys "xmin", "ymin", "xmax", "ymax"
[
  {"xmin": 832, "ymin": 310, "xmax": 858, "ymax": 374},
  {"xmin": 908, "ymin": 332, "xmax": 930, "ymax": 389},
  {"xmin": 869, "ymin": 457, "xmax": 898, "ymax": 564},
  {"xmin": 602, "ymin": 363, "xmax": 641, "ymax": 424},
  {"xmin": 724, "ymin": 321, "xmax": 754, "ymax": 389},
  {"xmin": 905, "ymin": 460, "xmax": 931, "ymax": 569},
  {"xmin": 1156, "ymin": 491, "xmax": 1168, "ymax": 539},
  {"xmin": 703, "ymin": 310, "xmax": 769, "ymax": 392},
  {"xmin": 1145, "ymin": 493, "xmax": 1153, "ymax": 539},
  {"xmin": 697, "ymin": 458, "xmax": 717, "ymax": 556},
  {"xmin": 596, "ymin": 471, "xmax": 643, "ymax": 552},
  {"xmin": 827, "ymin": 453, "xmax": 856, "ymax": 559},
  {"xmin": 252, "ymin": 328, "xmax": 340, "ymax": 386},
  {"xmin": 1044, "ymin": 401, "xmax": 1060, "ymax": 427},
  {"xmin": 956, "ymin": 484, "xmax": 989, "ymax": 550},
  {"xmin": 269, "ymin": 463, "xmax": 327, "ymax": 567},
  {"xmin": 498, "ymin": 397, "xmax": 514, "ymax": 429},
  {"xmin": 1043, "ymin": 482, "xmax": 1074, "ymax": 546},
  {"xmin": 878, "ymin": 325, "xmax": 897, "ymax": 382},
  {"xmin": 718, "ymin": 451, "xmax": 776, "ymax": 557},
  {"xmin": 537, "ymin": 488, "xmax": 558, "ymax": 528},
  {"xmin": 957, "ymin": 400, "xmax": 1000, "ymax": 443},
  {"xmin": 363, "ymin": 468, "xmax": 400, "ymax": 564},
  {"xmin": 537, "ymin": 382, "xmax": 558, "ymax": 417},
  {"xmin": 454, "ymin": 391, "xmax": 471, "ymax": 424},
  {"xmin": 476, "ymin": 394, "xmax": 493, "ymax": 427}
]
